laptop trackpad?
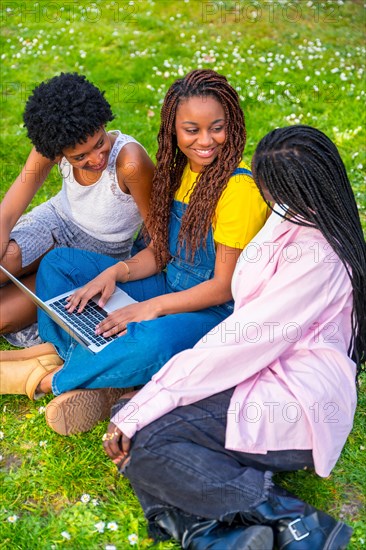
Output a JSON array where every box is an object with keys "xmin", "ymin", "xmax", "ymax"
[{"xmin": 94, "ymin": 287, "xmax": 137, "ymax": 314}]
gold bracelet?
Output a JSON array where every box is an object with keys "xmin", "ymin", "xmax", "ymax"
[{"xmin": 119, "ymin": 261, "xmax": 130, "ymax": 281}]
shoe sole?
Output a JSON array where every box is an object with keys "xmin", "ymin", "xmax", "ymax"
[
  {"xmin": 0, "ymin": 343, "xmax": 57, "ymax": 361},
  {"xmin": 45, "ymin": 387, "xmax": 134, "ymax": 436}
]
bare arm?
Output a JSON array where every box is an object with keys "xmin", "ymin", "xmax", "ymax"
[
  {"xmin": 149, "ymin": 242, "xmax": 240, "ymax": 315},
  {"xmin": 65, "ymin": 242, "xmax": 159, "ymax": 313},
  {"xmin": 65, "ymin": 242, "xmax": 241, "ymax": 334},
  {"xmin": 95, "ymin": 242, "xmax": 241, "ymax": 337},
  {"xmin": 115, "ymin": 142, "xmax": 154, "ymax": 222},
  {"xmin": 0, "ymin": 147, "xmax": 55, "ymax": 259}
]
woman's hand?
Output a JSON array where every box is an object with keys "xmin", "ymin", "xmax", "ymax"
[
  {"xmin": 95, "ymin": 299, "xmax": 161, "ymax": 337},
  {"xmin": 65, "ymin": 265, "xmax": 119, "ymax": 313},
  {"xmin": 102, "ymin": 422, "xmax": 131, "ymax": 466}
]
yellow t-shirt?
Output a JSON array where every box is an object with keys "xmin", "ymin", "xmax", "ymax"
[{"xmin": 174, "ymin": 161, "xmax": 269, "ymax": 249}]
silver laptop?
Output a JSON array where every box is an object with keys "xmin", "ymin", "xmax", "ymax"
[{"xmin": 0, "ymin": 264, "xmax": 137, "ymax": 354}]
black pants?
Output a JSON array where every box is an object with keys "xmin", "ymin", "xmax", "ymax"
[{"xmin": 122, "ymin": 389, "xmax": 314, "ymax": 522}]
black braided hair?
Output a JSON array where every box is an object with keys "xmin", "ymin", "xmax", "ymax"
[{"xmin": 252, "ymin": 125, "xmax": 366, "ymax": 375}]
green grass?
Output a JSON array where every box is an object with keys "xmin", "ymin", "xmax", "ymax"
[{"xmin": 1, "ymin": 0, "xmax": 365, "ymax": 548}]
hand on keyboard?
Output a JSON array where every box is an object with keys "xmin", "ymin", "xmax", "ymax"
[
  {"xmin": 65, "ymin": 265, "xmax": 119, "ymax": 313},
  {"xmin": 95, "ymin": 299, "xmax": 160, "ymax": 338}
]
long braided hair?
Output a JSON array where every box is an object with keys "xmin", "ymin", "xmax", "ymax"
[
  {"xmin": 252, "ymin": 125, "xmax": 366, "ymax": 374},
  {"xmin": 147, "ymin": 70, "xmax": 246, "ymax": 269}
]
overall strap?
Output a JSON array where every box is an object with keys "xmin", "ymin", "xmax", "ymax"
[{"xmin": 232, "ymin": 167, "xmax": 253, "ymax": 177}]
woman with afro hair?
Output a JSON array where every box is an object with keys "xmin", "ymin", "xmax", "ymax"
[
  {"xmin": 1, "ymin": 70, "xmax": 269, "ymax": 436},
  {"xmin": 0, "ymin": 72, "xmax": 154, "ymax": 345}
]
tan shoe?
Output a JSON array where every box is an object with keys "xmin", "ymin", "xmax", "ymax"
[
  {"xmin": 0, "ymin": 345, "xmax": 63, "ymax": 399},
  {"xmin": 45, "ymin": 387, "xmax": 134, "ymax": 436},
  {"xmin": 0, "ymin": 342, "xmax": 58, "ymax": 361}
]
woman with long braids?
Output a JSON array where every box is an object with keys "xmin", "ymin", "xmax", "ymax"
[
  {"xmin": 102, "ymin": 125, "xmax": 365, "ymax": 549},
  {"xmin": 1, "ymin": 70, "xmax": 268, "ymax": 434}
]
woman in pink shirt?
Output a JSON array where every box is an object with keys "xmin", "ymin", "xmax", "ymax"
[{"xmin": 103, "ymin": 126, "xmax": 365, "ymax": 550}]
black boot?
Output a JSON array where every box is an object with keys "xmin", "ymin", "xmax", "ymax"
[
  {"xmin": 246, "ymin": 475, "xmax": 352, "ymax": 550},
  {"xmin": 153, "ymin": 509, "xmax": 273, "ymax": 550},
  {"xmin": 181, "ymin": 519, "xmax": 273, "ymax": 549},
  {"xmin": 152, "ymin": 508, "xmax": 195, "ymax": 541}
]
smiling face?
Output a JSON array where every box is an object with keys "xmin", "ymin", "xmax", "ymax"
[
  {"xmin": 174, "ymin": 95, "xmax": 226, "ymax": 173},
  {"xmin": 62, "ymin": 127, "xmax": 111, "ymax": 173}
]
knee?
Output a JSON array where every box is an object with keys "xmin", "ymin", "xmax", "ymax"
[
  {"xmin": 36, "ymin": 248, "xmax": 72, "ymax": 297},
  {"xmin": 0, "ymin": 241, "xmax": 22, "ymax": 281},
  {"xmin": 0, "ymin": 289, "xmax": 31, "ymax": 333},
  {"xmin": 123, "ymin": 425, "xmax": 159, "ymax": 481},
  {"xmin": 39, "ymin": 248, "xmax": 73, "ymax": 271},
  {"xmin": 38, "ymin": 247, "xmax": 85, "ymax": 284},
  {"xmin": 124, "ymin": 415, "xmax": 186, "ymax": 483},
  {"xmin": 0, "ymin": 300, "xmax": 13, "ymax": 333},
  {"xmin": 38, "ymin": 248, "xmax": 58, "ymax": 276},
  {"xmin": 131, "ymin": 423, "xmax": 156, "ymax": 452},
  {"xmin": 129, "ymin": 411, "xmax": 184, "ymax": 456},
  {"xmin": 127, "ymin": 420, "xmax": 166, "ymax": 465}
]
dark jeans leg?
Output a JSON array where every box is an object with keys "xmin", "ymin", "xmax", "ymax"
[{"xmin": 122, "ymin": 389, "xmax": 314, "ymax": 522}]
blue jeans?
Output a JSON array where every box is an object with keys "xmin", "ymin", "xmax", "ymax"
[
  {"xmin": 36, "ymin": 199, "xmax": 232, "ymax": 394},
  {"xmin": 121, "ymin": 389, "xmax": 314, "ymax": 523},
  {"xmin": 36, "ymin": 198, "xmax": 233, "ymax": 394},
  {"xmin": 36, "ymin": 247, "xmax": 230, "ymax": 395}
]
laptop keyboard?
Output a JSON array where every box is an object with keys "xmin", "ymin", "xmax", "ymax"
[{"xmin": 49, "ymin": 297, "xmax": 117, "ymax": 348}]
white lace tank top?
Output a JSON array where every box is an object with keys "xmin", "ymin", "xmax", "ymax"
[{"xmin": 54, "ymin": 131, "xmax": 143, "ymax": 243}]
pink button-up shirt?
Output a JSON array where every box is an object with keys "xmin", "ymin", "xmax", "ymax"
[{"xmin": 113, "ymin": 215, "xmax": 357, "ymax": 477}]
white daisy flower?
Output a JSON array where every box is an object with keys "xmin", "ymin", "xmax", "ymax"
[
  {"xmin": 128, "ymin": 533, "xmax": 138, "ymax": 545},
  {"xmin": 95, "ymin": 521, "xmax": 105, "ymax": 533}
]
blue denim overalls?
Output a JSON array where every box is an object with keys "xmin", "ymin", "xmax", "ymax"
[{"xmin": 37, "ymin": 168, "xmax": 250, "ymax": 394}]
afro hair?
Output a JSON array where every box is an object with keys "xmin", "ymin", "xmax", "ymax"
[{"xmin": 23, "ymin": 73, "xmax": 114, "ymax": 160}]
